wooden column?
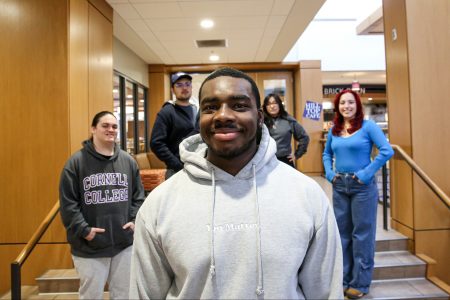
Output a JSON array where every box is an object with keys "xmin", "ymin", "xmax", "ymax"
[
  {"xmin": 383, "ymin": 0, "xmax": 450, "ymax": 285},
  {"xmin": 294, "ymin": 60, "xmax": 323, "ymax": 175},
  {"xmin": 148, "ymin": 65, "xmax": 170, "ymax": 133}
]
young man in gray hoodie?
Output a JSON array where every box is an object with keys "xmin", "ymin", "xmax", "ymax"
[{"xmin": 130, "ymin": 67, "xmax": 343, "ymax": 299}]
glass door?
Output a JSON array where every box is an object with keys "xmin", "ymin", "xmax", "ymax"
[
  {"xmin": 113, "ymin": 74, "xmax": 124, "ymax": 149},
  {"xmin": 125, "ymin": 80, "xmax": 136, "ymax": 154},
  {"xmin": 113, "ymin": 71, "xmax": 148, "ymax": 154},
  {"xmin": 137, "ymin": 86, "xmax": 147, "ymax": 153},
  {"xmin": 255, "ymin": 72, "xmax": 294, "ymax": 115}
]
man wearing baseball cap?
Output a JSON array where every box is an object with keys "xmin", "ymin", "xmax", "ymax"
[{"xmin": 150, "ymin": 72, "xmax": 198, "ymax": 179}]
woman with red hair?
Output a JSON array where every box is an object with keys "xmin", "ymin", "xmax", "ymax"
[{"xmin": 323, "ymin": 90, "xmax": 393, "ymax": 299}]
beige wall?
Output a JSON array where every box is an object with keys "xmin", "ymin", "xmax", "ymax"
[
  {"xmin": 383, "ymin": 0, "xmax": 450, "ymax": 285},
  {"xmin": 113, "ymin": 37, "xmax": 149, "ymax": 87},
  {"xmin": 0, "ymin": 0, "xmax": 113, "ymax": 294}
]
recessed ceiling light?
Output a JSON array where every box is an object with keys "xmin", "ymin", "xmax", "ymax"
[
  {"xmin": 209, "ymin": 54, "xmax": 219, "ymax": 61},
  {"xmin": 201, "ymin": 19, "xmax": 214, "ymax": 29}
]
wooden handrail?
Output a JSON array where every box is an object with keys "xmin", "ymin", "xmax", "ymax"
[
  {"xmin": 11, "ymin": 200, "xmax": 60, "ymax": 300},
  {"xmin": 391, "ymin": 144, "xmax": 450, "ymax": 209}
]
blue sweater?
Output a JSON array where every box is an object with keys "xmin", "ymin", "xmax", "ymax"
[{"xmin": 322, "ymin": 120, "xmax": 394, "ymax": 184}]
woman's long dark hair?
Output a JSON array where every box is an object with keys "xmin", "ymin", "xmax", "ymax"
[
  {"xmin": 331, "ymin": 89, "xmax": 364, "ymax": 136},
  {"xmin": 262, "ymin": 93, "xmax": 288, "ymax": 128}
]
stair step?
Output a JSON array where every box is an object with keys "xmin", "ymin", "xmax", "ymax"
[
  {"xmin": 376, "ymin": 230, "xmax": 409, "ymax": 252},
  {"xmin": 374, "ymin": 251, "xmax": 426, "ymax": 280},
  {"xmin": 0, "ymin": 285, "xmax": 38, "ymax": 299},
  {"xmin": 32, "ymin": 236, "xmax": 446, "ymax": 300},
  {"xmin": 368, "ymin": 278, "xmax": 449, "ymax": 300},
  {"xmin": 36, "ymin": 269, "xmax": 80, "ymax": 293}
]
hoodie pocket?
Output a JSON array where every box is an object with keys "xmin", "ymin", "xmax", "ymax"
[
  {"xmin": 87, "ymin": 215, "xmax": 113, "ymax": 250},
  {"xmin": 111, "ymin": 215, "xmax": 134, "ymax": 247},
  {"xmin": 87, "ymin": 214, "xmax": 133, "ymax": 249}
]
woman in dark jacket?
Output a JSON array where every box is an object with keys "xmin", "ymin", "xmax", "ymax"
[{"xmin": 263, "ymin": 93, "xmax": 310, "ymax": 168}]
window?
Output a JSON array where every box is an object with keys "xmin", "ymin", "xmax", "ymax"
[{"xmin": 113, "ymin": 71, "xmax": 148, "ymax": 154}]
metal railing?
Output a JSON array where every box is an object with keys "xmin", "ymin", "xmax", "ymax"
[
  {"xmin": 380, "ymin": 144, "xmax": 449, "ymax": 230},
  {"xmin": 381, "ymin": 164, "xmax": 389, "ymax": 230},
  {"xmin": 10, "ymin": 201, "xmax": 60, "ymax": 300}
]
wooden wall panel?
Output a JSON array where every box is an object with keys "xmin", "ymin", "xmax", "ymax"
[
  {"xmin": 384, "ymin": 0, "xmax": 450, "ymax": 285},
  {"xmin": 0, "ymin": 0, "xmax": 70, "ymax": 294},
  {"xmin": 88, "ymin": 0, "xmax": 113, "ymax": 22},
  {"xmin": 383, "ymin": 0, "xmax": 415, "ymax": 230},
  {"xmin": 0, "ymin": 0, "xmax": 114, "ymax": 295},
  {"xmin": 405, "ymin": 0, "xmax": 450, "ymax": 230},
  {"xmin": 70, "ymin": 0, "xmax": 90, "ymax": 154},
  {"xmin": 295, "ymin": 61, "xmax": 323, "ymax": 175},
  {"xmin": 416, "ymin": 230, "xmax": 450, "ymax": 284},
  {"xmin": 389, "ymin": 161, "xmax": 414, "ymax": 232},
  {"xmin": 88, "ymin": 3, "xmax": 113, "ymax": 119},
  {"xmin": 0, "ymin": 0, "xmax": 69, "ymax": 243},
  {"xmin": 148, "ymin": 69, "xmax": 168, "ymax": 131}
]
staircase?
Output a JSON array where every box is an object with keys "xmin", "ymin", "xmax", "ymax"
[
  {"xmin": 367, "ymin": 230, "xmax": 448, "ymax": 299},
  {"xmin": 2, "ymin": 230, "xmax": 448, "ymax": 299}
]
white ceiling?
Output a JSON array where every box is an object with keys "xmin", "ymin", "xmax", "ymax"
[
  {"xmin": 106, "ymin": 0, "xmax": 325, "ymax": 65},
  {"xmin": 107, "ymin": 0, "xmax": 386, "ymax": 84}
]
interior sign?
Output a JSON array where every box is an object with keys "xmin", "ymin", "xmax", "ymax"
[{"xmin": 303, "ymin": 100, "xmax": 322, "ymax": 121}]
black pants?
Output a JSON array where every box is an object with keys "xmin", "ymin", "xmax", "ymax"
[{"xmin": 277, "ymin": 156, "xmax": 295, "ymax": 168}]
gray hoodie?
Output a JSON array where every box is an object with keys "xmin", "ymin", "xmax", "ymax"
[{"xmin": 130, "ymin": 126, "xmax": 343, "ymax": 299}]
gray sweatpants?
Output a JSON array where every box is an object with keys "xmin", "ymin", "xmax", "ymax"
[{"xmin": 72, "ymin": 246, "xmax": 132, "ymax": 300}]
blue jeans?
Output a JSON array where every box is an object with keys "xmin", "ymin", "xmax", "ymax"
[{"xmin": 332, "ymin": 173, "xmax": 378, "ymax": 294}]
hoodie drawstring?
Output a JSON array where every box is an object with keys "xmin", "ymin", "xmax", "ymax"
[
  {"xmin": 209, "ymin": 165, "xmax": 265, "ymax": 297},
  {"xmin": 253, "ymin": 164, "xmax": 265, "ymax": 296},
  {"xmin": 209, "ymin": 169, "xmax": 216, "ymax": 277}
]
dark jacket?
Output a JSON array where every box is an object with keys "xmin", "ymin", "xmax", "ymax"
[
  {"xmin": 59, "ymin": 140, "xmax": 145, "ymax": 258},
  {"xmin": 266, "ymin": 115, "xmax": 310, "ymax": 159},
  {"xmin": 150, "ymin": 102, "xmax": 197, "ymax": 171}
]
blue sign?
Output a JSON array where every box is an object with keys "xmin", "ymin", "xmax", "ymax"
[{"xmin": 303, "ymin": 100, "xmax": 322, "ymax": 121}]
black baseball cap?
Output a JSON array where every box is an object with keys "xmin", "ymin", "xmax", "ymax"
[{"xmin": 171, "ymin": 72, "xmax": 192, "ymax": 86}]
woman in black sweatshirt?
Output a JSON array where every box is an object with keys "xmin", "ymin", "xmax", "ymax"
[{"xmin": 59, "ymin": 111, "xmax": 145, "ymax": 299}]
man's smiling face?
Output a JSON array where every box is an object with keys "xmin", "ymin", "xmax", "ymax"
[{"xmin": 199, "ymin": 76, "xmax": 262, "ymax": 167}]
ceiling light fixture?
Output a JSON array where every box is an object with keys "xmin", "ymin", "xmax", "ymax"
[
  {"xmin": 200, "ymin": 19, "xmax": 214, "ymax": 29},
  {"xmin": 209, "ymin": 52, "xmax": 219, "ymax": 61}
]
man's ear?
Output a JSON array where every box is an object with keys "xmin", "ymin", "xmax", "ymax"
[{"xmin": 258, "ymin": 109, "xmax": 264, "ymax": 127}]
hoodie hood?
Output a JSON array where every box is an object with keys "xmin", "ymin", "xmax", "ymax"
[
  {"xmin": 180, "ymin": 124, "xmax": 277, "ymax": 180},
  {"xmin": 82, "ymin": 139, "xmax": 120, "ymax": 161}
]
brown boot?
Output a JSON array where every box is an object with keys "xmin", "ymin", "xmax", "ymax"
[{"xmin": 345, "ymin": 287, "xmax": 366, "ymax": 299}]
